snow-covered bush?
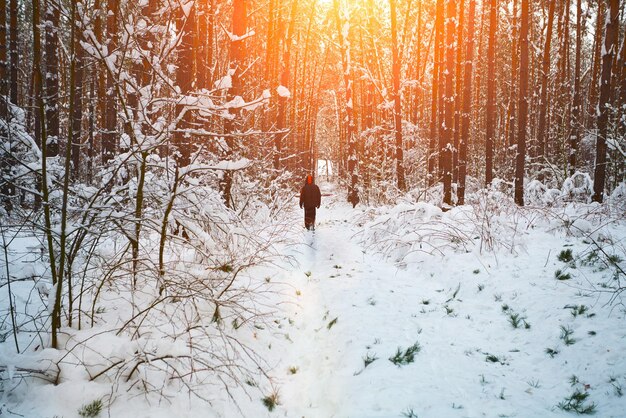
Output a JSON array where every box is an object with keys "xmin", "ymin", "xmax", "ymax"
[
  {"xmin": 561, "ymin": 172, "xmax": 593, "ymax": 203},
  {"xmin": 608, "ymin": 182, "xmax": 626, "ymax": 214}
]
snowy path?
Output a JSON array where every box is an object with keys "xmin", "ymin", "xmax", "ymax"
[{"xmin": 264, "ymin": 186, "xmax": 626, "ymax": 418}]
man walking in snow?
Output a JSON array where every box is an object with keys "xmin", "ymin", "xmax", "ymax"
[{"xmin": 299, "ymin": 175, "xmax": 321, "ymax": 231}]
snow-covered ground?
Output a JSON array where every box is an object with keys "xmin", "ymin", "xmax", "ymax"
[{"xmin": 2, "ymin": 181, "xmax": 626, "ymax": 417}]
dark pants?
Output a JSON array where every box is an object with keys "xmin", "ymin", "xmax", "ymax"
[{"xmin": 304, "ymin": 207, "xmax": 316, "ymax": 230}]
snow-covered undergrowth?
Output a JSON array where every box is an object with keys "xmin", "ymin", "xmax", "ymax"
[
  {"xmin": 0, "ymin": 166, "xmax": 297, "ymax": 417},
  {"xmin": 2, "ymin": 179, "xmax": 626, "ymax": 417}
]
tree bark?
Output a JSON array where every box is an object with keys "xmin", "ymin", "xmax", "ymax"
[
  {"xmin": 453, "ymin": 0, "xmax": 465, "ymax": 184},
  {"xmin": 592, "ymin": 0, "xmax": 619, "ymax": 203},
  {"xmin": 458, "ymin": 0, "xmax": 475, "ymax": 205},
  {"xmin": 44, "ymin": 0, "xmax": 60, "ymax": 157},
  {"xmin": 514, "ymin": 0, "xmax": 530, "ymax": 206},
  {"xmin": 102, "ymin": 0, "xmax": 118, "ymax": 163},
  {"xmin": 618, "ymin": 6, "xmax": 626, "ymax": 112},
  {"xmin": 428, "ymin": 0, "xmax": 444, "ymax": 186},
  {"xmin": 275, "ymin": 0, "xmax": 297, "ymax": 172},
  {"xmin": 221, "ymin": 0, "xmax": 247, "ymax": 208},
  {"xmin": 71, "ymin": 4, "xmax": 84, "ymax": 178},
  {"xmin": 33, "ymin": 0, "xmax": 58, "ymax": 347},
  {"xmin": 174, "ymin": 2, "xmax": 196, "ymax": 167},
  {"xmin": 9, "ymin": 0, "xmax": 17, "ymax": 105},
  {"xmin": 505, "ymin": 0, "xmax": 519, "ymax": 148},
  {"xmin": 390, "ymin": 0, "xmax": 405, "ymax": 192},
  {"xmin": 485, "ymin": 0, "xmax": 496, "ymax": 185},
  {"xmin": 0, "ymin": 0, "xmax": 7, "ymax": 117},
  {"xmin": 587, "ymin": 2, "xmax": 605, "ymax": 128},
  {"xmin": 536, "ymin": 0, "xmax": 556, "ymax": 158},
  {"xmin": 569, "ymin": 0, "xmax": 582, "ymax": 175},
  {"xmin": 442, "ymin": 0, "xmax": 456, "ymax": 205},
  {"xmin": 334, "ymin": 0, "xmax": 359, "ymax": 206},
  {"xmin": 196, "ymin": 0, "xmax": 207, "ymax": 89}
]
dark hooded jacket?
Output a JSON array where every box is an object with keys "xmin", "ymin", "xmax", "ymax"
[{"xmin": 300, "ymin": 177, "xmax": 321, "ymax": 209}]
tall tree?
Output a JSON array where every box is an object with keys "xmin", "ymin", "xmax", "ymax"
[
  {"xmin": 221, "ymin": 0, "xmax": 247, "ymax": 207},
  {"xmin": 44, "ymin": 0, "xmax": 60, "ymax": 157},
  {"xmin": 514, "ymin": 0, "xmax": 529, "ymax": 206},
  {"xmin": 71, "ymin": 4, "xmax": 84, "ymax": 177},
  {"xmin": 442, "ymin": 0, "xmax": 455, "ymax": 205},
  {"xmin": 102, "ymin": 0, "xmax": 118, "ymax": 163},
  {"xmin": 618, "ymin": 9, "xmax": 626, "ymax": 113},
  {"xmin": 174, "ymin": 2, "xmax": 196, "ymax": 167},
  {"xmin": 428, "ymin": 0, "xmax": 444, "ymax": 186},
  {"xmin": 196, "ymin": 0, "xmax": 207, "ymax": 89},
  {"xmin": 0, "ymin": 0, "xmax": 7, "ymax": 118},
  {"xmin": 452, "ymin": 0, "xmax": 465, "ymax": 183},
  {"xmin": 569, "ymin": 0, "xmax": 583, "ymax": 175},
  {"xmin": 505, "ymin": 0, "xmax": 519, "ymax": 148},
  {"xmin": 485, "ymin": 0, "xmax": 496, "ymax": 185},
  {"xmin": 33, "ymin": 0, "xmax": 58, "ymax": 346},
  {"xmin": 390, "ymin": 0, "xmax": 405, "ymax": 191},
  {"xmin": 587, "ymin": 2, "xmax": 605, "ymax": 128},
  {"xmin": 275, "ymin": 0, "xmax": 298, "ymax": 171},
  {"xmin": 536, "ymin": 0, "xmax": 556, "ymax": 158},
  {"xmin": 9, "ymin": 0, "xmax": 17, "ymax": 105},
  {"xmin": 458, "ymin": 0, "xmax": 475, "ymax": 205},
  {"xmin": 0, "ymin": 0, "xmax": 9, "ymax": 212},
  {"xmin": 334, "ymin": 0, "xmax": 359, "ymax": 206},
  {"xmin": 592, "ymin": 0, "xmax": 619, "ymax": 203}
]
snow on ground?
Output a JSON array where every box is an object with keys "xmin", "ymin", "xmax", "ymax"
[
  {"xmin": 2, "ymin": 181, "xmax": 626, "ymax": 417},
  {"xmin": 266, "ymin": 182, "xmax": 626, "ymax": 418}
]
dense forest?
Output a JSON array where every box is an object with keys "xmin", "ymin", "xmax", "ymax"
[
  {"xmin": 1, "ymin": 0, "xmax": 625, "ymax": 209},
  {"xmin": 1, "ymin": 0, "xmax": 625, "ymax": 416}
]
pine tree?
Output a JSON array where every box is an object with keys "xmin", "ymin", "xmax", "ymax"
[
  {"xmin": 514, "ymin": 0, "xmax": 530, "ymax": 206},
  {"xmin": 390, "ymin": 0, "xmax": 406, "ymax": 192},
  {"xmin": 485, "ymin": 0, "xmax": 497, "ymax": 185},
  {"xmin": 592, "ymin": 0, "xmax": 620, "ymax": 203},
  {"xmin": 457, "ymin": 0, "xmax": 475, "ymax": 205}
]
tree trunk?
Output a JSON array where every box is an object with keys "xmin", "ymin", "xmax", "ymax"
[
  {"xmin": 505, "ymin": 0, "xmax": 519, "ymax": 148},
  {"xmin": 58, "ymin": 0, "xmax": 79, "ymax": 331},
  {"xmin": 221, "ymin": 0, "xmax": 247, "ymax": 208},
  {"xmin": 390, "ymin": 0, "xmax": 405, "ymax": 192},
  {"xmin": 0, "ymin": 0, "xmax": 7, "ymax": 117},
  {"xmin": 33, "ymin": 0, "xmax": 58, "ymax": 347},
  {"xmin": 44, "ymin": 0, "xmax": 60, "ymax": 157},
  {"xmin": 592, "ymin": 0, "xmax": 619, "ymax": 203},
  {"xmin": 442, "ymin": 0, "xmax": 455, "ymax": 205},
  {"xmin": 618, "ymin": 6, "xmax": 626, "ymax": 113},
  {"xmin": 485, "ymin": 0, "xmax": 496, "ymax": 185},
  {"xmin": 102, "ymin": 0, "xmax": 118, "ymax": 163},
  {"xmin": 334, "ymin": 0, "xmax": 359, "ymax": 206},
  {"xmin": 196, "ymin": 1, "xmax": 207, "ymax": 89},
  {"xmin": 0, "ymin": 0, "xmax": 11, "ymax": 212},
  {"xmin": 275, "ymin": 0, "xmax": 297, "ymax": 172},
  {"xmin": 94, "ymin": 0, "xmax": 105, "ymax": 166},
  {"xmin": 71, "ymin": 5, "xmax": 84, "ymax": 178},
  {"xmin": 458, "ymin": 0, "xmax": 475, "ymax": 205},
  {"xmin": 569, "ymin": 0, "xmax": 582, "ymax": 175},
  {"xmin": 9, "ymin": 0, "xmax": 17, "ymax": 105},
  {"xmin": 587, "ymin": 2, "xmax": 605, "ymax": 128},
  {"xmin": 514, "ymin": 0, "xmax": 530, "ymax": 206},
  {"xmin": 207, "ymin": 0, "xmax": 215, "ymax": 84},
  {"xmin": 428, "ymin": 0, "xmax": 444, "ymax": 186},
  {"xmin": 266, "ymin": 0, "xmax": 277, "ymax": 87},
  {"xmin": 174, "ymin": 2, "xmax": 196, "ymax": 167},
  {"xmin": 453, "ymin": 0, "xmax": 465, "ymax": 184},
  {"xmin": 536, "ymin": 0, "xmax": 556, "ymax": 159}
]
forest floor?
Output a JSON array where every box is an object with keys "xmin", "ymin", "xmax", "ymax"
[
  {"xmin": 2, "ymin": 181, "xmax": 626, "ymax": 418},
  {"xmin": 254, "ymin": 181, "xmax": 626, "ymax": 418}
]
